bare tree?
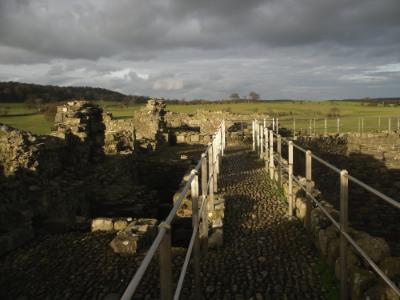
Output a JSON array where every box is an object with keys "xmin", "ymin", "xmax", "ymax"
[
  {"xmin": 230, "ymin": 93, "xmax": 240, "ymax": 101},
  {"xmin": 249, "ymin": 91, "xmax": 260, "ymax": 101}
]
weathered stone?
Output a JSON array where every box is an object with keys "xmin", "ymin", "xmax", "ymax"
[
  {"xmin": 109, "ymin": 230, "xmax": 139, "ymax": 255},
  {"xmin": 318, "ymin": 225, "xmax": 338, "ymax": 256},
  {"xmin": 113, "ymin": 219, "xmax": 129, "ymax": 231},
  {"xmin": 356, "ymin": 236, "xmax": 390, "ymax": 264},
  {"xmin": 350, "ymin": 267, "xmax": 377, "ymax": 300},
  {"xmin": 208, "ymin": 228, "xmax": 223, "ymax": 249},
  {"xmin": 378, "ymin": 256, "xmax": 400, "ymax": 278},
  {"xmin": 91, "ymin": 218, "xmax": 114, "ymax": 232}
]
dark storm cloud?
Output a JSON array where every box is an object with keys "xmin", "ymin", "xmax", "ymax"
[{"xmin": 0, "ymin": 0, "xmax": 399, "ymax": 99}]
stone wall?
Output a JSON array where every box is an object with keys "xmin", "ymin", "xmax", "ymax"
[
  {"xmin": 276, "ymin": 165, "xmax": 400, "ymax": 300},
  {"xmin": 0, "ymin": 101, "xmax": 105, "ymax": 255},
  {"xmin": 103, "ymin": 99, "xmax": 167, "ymax": 153}
]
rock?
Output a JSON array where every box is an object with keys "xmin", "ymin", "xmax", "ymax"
[
  {"xmin": 113, "ymin": 219, "xmax": 129, "ymax": 231},
  {"xmin": 350, "ymin": 268, "xmax": 377, "ymax": 300},
  {"xmin": 326, "ymin": 238, "xmax": 340, "ymax": 266},
  {"xmin": 91, "ymin": 218, "xmax": 114, "ymax": 232},
  {"xmin": 319, "ymin": 225, "xmax": 338, "ymax": 256},
  {"xmin": 109, "ymin": 231, "xmax": 139, "ymax": 255},
  {"xmin": 334, "ymin": 249, "xmax": 359, "ymax": 280},
  {"xmin": 209, "ymin": 229, "xmax": 223, "ymax": 249},
  {"xmin": 379, "ymin": 256, "xmax": 400, "ymax": 278},
  {"xmin": 356, "ymin": 236, "xmax": 390, "ymax": 264}
]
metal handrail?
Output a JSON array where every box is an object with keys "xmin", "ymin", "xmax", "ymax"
[
  {"xmin": 121, "ymin": 121, "xmax": 226, "ymax": 300},
  {"xmin": 252, "ymin": 122, "xmax": 400, "ymax": 299}
]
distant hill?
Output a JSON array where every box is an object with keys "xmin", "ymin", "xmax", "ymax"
[{"xmin": 0, "ymin": 81, "xmax": 149, "ymax": 103}]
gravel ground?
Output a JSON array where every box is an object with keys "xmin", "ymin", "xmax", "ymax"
[{"xmin": 0, "ymin": 146, "xmax": 326, "ymax": 300}]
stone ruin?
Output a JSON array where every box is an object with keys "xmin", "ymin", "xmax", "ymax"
[
  {"xmin": 103, "ymin": 98, "xmax": 167, "ymax": 153},
  {"xmin": 52, "ymin": 100, "xmax": 105, "ymax": 163}
]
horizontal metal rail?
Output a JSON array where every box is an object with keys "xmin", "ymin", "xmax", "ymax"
[
  {"xmin": 122, "ymin": 121, "xmax": 226, "ymax": 300},
  {"xmin": 253, "ymin": 123, "xmax": 400, "ymax": 299}
]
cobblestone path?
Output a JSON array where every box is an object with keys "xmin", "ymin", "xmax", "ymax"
[
  {"xmin": 0, "ymin": 146, "xmax": 325, "ymax": 300},
  {"xmin": 194, "ymin": 146, "xmax": 325, "ymax": 300}
]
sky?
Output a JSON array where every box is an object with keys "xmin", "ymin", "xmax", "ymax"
[{"xmin": 0, "ymin": 0, "xmax": 399, "ymax": 100}]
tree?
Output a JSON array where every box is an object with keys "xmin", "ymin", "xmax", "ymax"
[
  {"xmin": 230, "ymin": 93, "xmax": 240, "ymax": 100},
  {"xmin": 249, "ymin": 91, "xmax": 260, "ymax": 101}
]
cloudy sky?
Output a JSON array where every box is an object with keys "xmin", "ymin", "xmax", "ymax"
[{"xmin": 0, "ymin": 0, "xmax": 399, "ymax": 100}]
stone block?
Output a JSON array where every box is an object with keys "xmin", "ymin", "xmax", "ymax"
[
  {"xmin": 177, "ymin": 135, "xmax": 186, "ymax": 143},
  {"xmin": 190, "ymin": 134, "xmax": 200, "ymax": 143},
  {"xmin": 91, "ymin": 218, "xmax": 114, "ymax": 232},
  {"xmin": 114, "ymin": 219, "xmax": 129, "ymax": 231},
  {"xmin": 110, "ymin": 231, "xmax": 139, "ymax": 255}
]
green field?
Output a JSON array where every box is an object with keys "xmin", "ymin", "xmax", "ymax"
[{"xmin": 1, "ymin": 101, "xmax": 400, "ymax": 135}]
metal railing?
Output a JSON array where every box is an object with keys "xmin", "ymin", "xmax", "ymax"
[
  {"xmin": 252, "ymin": 119, "xmax": 400, "ymax": 300},
  {"xmin": 249, "ymin": 116, "xmax": 400, "ymax": 137},
  {"xmin": 121, "ymin": 120, "xmax": 226, "ymax": 300}
]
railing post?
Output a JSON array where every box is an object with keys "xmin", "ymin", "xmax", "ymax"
[
  {"xmin": 358, "ymin": 118, "xmax": 361, "ymax": 136},
  {"xmin": 263, "ymin": 118, "xmax": 266, "ymax": 128},
  {"xmin": 213, "ymin": 139, "xmax": 218, "ymax": 194},
  {"xmin": 340, "ymin": 170, "xmax": 349, "ymax": 300},
  {"xmin": 361, "ymin": 118, "xmax": 364, "ymax": 136},
  {"xmin": 201, "ymin": 153, "xmax": 208, "ymax": 255},
  {"xmin": 208, "ymin": 143, "xmax": 214, "ymax": 210},
  {"xmin": 397, "ymin": 118, "xmax": 400, "ymax": 132},
  {"xmin": 337, "ymin": 118, "xmax": 340, "ymax": 134},
  {"xmin": 305, "ymin": 150, "xmax": 312, "ymax": 233},
  {"xmin": 269, "ymin": 130, "xmax": 274, "ymax": 180},
  {"xmin": 252, "ymin": 120, "xmax": 255, "ymax": 151},
  {"xmin": 378, "ymin": 116, "xmax": 381, "ymax": 132},
  {"xmin": 388, "ymin": 117, "xmax": 392, "ymax": 133},
  {"xmin": 293, "ymin": 118, "xmax": 296, "ymax": 138},
  {"xmin": 324, "ymin": 118, "xmax": 327, "ymax": 136},
  {"xmin": 260, "ymin": 125, "xmax": 264, "ymax": 159},
  {"xmin": 191, "ymin": 170, "xmax": 201, "ymax": 300},
  {"xmin": 277, "ymin": 134, "xmax": 282, "ymax": 186},
  {"xmin": 288, "ymin": 141, "xmax": 294, "ymax": 217},
  {"xmin": 313, "ymin": 118, "xmax": 316, "ymax": 136},
  {"xmin": 265, "ymin": 128, "xmax": 269, "ymax": 169},
  {"xmin": 276, "ymin": 118, "xmax": 279, "ymax": 134},
  {"xmin": 159, "ymin": 222, "xmax": 173, "ymax": 300},
  {"xmin": 309, "ymin": 119, "xmax": 312, "ymax": 136},
  {"xmin": 256, "ymin": 120, "xmax": 260, "ymax": 154}
]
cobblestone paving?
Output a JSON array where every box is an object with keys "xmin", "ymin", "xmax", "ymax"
[
  {"xmin": 0, "ymin": 146, "xmax": 325, "ymax": 300},
  {"xmin": 192, "ymin": 146, "xmax": 326, "ymax": 300}
]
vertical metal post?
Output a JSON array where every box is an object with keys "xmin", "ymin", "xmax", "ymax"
[
  {"xmin": 213, "ymin": 139, "xmax": 218, "ymax": 193},
  {"xmin": 313, "ymin": 119, "xmax": 316, "ymax": 136},
  {"xmin": 305, "ymin": 150, "xmax": 312, "ymax": 233},
  {"xmin": 324, "ymin": 118, "xmax": 327, "ymax": 136},
  {"xmin": 159, "ymin": 222, "xmax": 173, "ymax": 300},
  {"xmin": 221, "ymin": 121, "xmax": 225, "ymax": 157},
  {"xmin": 337, "ymin": 118, "xmax": 340, "ymax": 134},
  {"xmin": 397, "ymin": 118, "xmax": 400, "ymax": 132},
  {"xmin": 191, "ymin": 170, "xmax": 201, "ymax": 300},
  {"xmin": 361, "ymin": 118, "xmax": 364, "ymax": 136},
  {"xmin": 269, "ymin": 131, "xmax": 274, "ymax": 180},
  {"xmin": 200, "ymin": 153, "xmax": 208, "ymax": 254},
  {"xmin": 263, "ymin": 118, "xmax": 266, "ymax": 128},
  {"xmin": 288, "ymin": 141, "xmax": 294, "ymax": 217},
  {"xmin": 389, "ymin": 117, "xmax": 392, "ymax": 133},
  {"xmin": 276, "ymin": 118, "xmax": 279, "ymax": 134},
  {"xmin": 378, "ymin": 116, "xmax": 381, "ymax": 132},
  {"xmin": 272, "ymin": 118, "xmax": 275, "ymax": 131},
  {"xmin": 260, "ymin": 125, "xmax": 264, "ymax": 159},
  {"xmin": 252, "ymin": 120, "xmax": 255, "ymax": 151},
  {"xmin": 293, "ymin": 118, "xmax": 296, "ymax": 138},
  {"xmin": 309, "ymin": 119, "xmax": 312, "ymax": 136},
  {"xmin": 208, "ymin": 143, "xmax": 214, "ymax": 210},
  {"xmin": 340, "ymin": 170, "xmax": 349, "ymax": 300},
  {"xmin": 277, "ymin": 134, "xmax": 282, "ymax": 186},
  {"xmin": 265, "ymin": 128, "xmax": 269, "ymax": 167},
  {"xmin": 358, "ymin": 118, "xmax": 361, "ymax": 135},
  {"xmin": 256, "ymin": 120, "xmax": 260, "ymax": 153}
]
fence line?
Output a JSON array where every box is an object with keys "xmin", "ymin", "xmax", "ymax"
[
  {"xmin": 251, "ymin": 119, "xmax": 400, "ymax": 299},
  {"xmin": 121, "ymin": 120, "xmax": 226, "ymax": 300}
]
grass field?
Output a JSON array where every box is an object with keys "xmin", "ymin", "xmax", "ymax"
[{"xmin": 1, "ymin": 101, "xmax": 400, "ymax": 135}]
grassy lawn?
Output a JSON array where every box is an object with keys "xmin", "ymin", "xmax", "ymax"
[{"xmin": 1, "ymin": 101, "xmax": 400, "ymax": 135}]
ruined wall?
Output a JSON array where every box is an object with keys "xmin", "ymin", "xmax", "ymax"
[
  {"xmin": 103, "ymin": 99, "xmax": 168, "ymax": 153},
  {"xmin": 0, "ymin": 101, "xmax": 105, "ymax": 255},
  {"xmin": 346, "ymin": 133, "xmax": 400, "ymax": 169}
]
